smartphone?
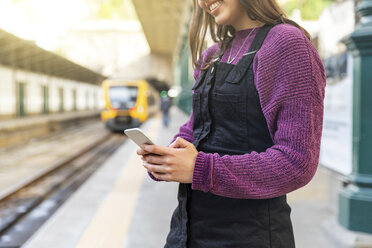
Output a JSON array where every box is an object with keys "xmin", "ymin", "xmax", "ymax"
[{"xmin": 124, "ymin": 128, "xmax": 155, "ymax": 147}]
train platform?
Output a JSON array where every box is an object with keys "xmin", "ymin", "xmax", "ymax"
[
  {"xmin": 0, "ymin": 110, "xmax": 100, "ymax": 148},
  {"xmin": 22, "ymin": 107, "xmax": 343, "ymax": 248}
]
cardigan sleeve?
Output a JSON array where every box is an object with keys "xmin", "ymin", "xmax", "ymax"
[{"xmin": 191, "ymin": 25, "xmax": 326, "ymax": 199}]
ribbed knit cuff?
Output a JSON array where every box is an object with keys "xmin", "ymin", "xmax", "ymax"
[{"xmin": 192, "ymin": 152, "xmax": 212, "ymax": 192}]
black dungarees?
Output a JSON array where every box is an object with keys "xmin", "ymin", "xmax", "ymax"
[{"xmin": 165, "ymin": 25, "xmax": 295, "ymax": 248}]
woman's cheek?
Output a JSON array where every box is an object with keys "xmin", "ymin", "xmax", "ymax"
[{"xmin": 198, "ymin": 0, "xmax": 206, "ymax": 10}]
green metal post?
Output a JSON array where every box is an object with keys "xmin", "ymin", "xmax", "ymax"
[
  {"xmin": 175, "ymin": 34, "xmax": 193, "ymax": 114},
  {"xmin": 339, "ymin": 0, "xmax": 372, "ymax": 233}
]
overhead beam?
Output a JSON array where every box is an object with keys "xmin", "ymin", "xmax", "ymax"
[{"xmin": 132, "ymin": 0, "xmax": 184, "ymax": 55}]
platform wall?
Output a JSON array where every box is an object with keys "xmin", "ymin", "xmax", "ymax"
[
  {"xmin": 0, "ymin": 66, "xmax": 15, "ymax": 116},
  {"xmin": 0, "ymin": 65, "xmax": 103, "ymax": 117}
]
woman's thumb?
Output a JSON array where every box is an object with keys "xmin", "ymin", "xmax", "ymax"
[{"xmin": 170, "ymin": 137, "xmax": 188, "ymax": 148}]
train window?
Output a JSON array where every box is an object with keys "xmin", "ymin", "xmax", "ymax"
[{"xmin": 109, "ymin": 86, "xmax": 138, "ymax": 109}]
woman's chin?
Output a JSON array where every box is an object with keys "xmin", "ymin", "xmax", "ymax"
[{"xmin": 214, "ymin": 16, "xmax": 228, "ymax": 25}]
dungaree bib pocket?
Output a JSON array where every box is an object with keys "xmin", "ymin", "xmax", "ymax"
[{"xmin": 211, "ymin": 92, "xmax": 248, "ymax": 147}]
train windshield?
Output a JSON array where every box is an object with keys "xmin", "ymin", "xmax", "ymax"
[{"xmin": 109, "ymin": 86, "xmax": 138, "ymax": 109}]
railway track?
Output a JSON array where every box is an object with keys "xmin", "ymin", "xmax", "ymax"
[{"xmin": 0, "ymin": 134, "xmax": 125, "ymax": 248}]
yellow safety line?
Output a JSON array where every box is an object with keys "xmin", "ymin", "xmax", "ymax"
[{"xmin": 76, "ymin": 118, "xmax": 161, "ymax": 248}]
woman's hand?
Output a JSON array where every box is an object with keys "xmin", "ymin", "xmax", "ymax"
[{"xmin": 139, "ymin": 137, "xmax": 198, "ymax": 183}]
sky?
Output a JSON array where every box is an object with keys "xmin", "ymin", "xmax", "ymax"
[
  {"xmin": 0, "ymin": 0, "xmax": 150, "ymax": 77},
  {"xmin": 0, "ymin": 0, "xmax": 92, "ymax": 50},
  {"xmin": 0, "ymin": 0, "xmax": 317, "ymax": 52}
]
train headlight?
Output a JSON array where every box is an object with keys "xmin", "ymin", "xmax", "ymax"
[{"xmin": 137, "ymin": 106, "xmax": 144, "ymax": 113}]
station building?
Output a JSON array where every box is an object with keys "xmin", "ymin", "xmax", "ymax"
[
  {"xmin": 132, "ymin": 0, "xmax": 194, "ymax": 113},
  {"xmin": 0, "ymin": 29, "xmax": 105, "ymax": 119}
]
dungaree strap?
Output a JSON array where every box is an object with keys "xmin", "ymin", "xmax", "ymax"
[
  {"xmin": 192, "ymin": 69, "xmax": 207, "ymax": 90},
  {"xmin": 192, "ymin": 50, "xmax": 224, "ymax": 91},
  {"xmin": 192, "ymin": 40, "xmax": 230, "ymax": 91},
  {"xmin": 225, "ymin": 25, "xmax": 274, "ymax": 84}
]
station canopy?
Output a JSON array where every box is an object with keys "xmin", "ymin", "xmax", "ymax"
[
  {"xmin": 132, "ymin": 0, "xmax": 186, "ymax": 56},
  {"xmin": 0, "ymin": 29, "xmax": 105, "ymax": 85}
]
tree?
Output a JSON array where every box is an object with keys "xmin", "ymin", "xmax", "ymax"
[
  {"xmin": 281, "ymin": 0, "xmax": 334, "ymax": 20},
  {"xmin": 97, "ymin": 0, "xmax": 137, "ymax": 20}
]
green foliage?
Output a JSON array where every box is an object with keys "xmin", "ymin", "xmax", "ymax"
[
  {"xmin": 97, "ymin": 0, "xmax": 137, "ymax": 20},
  {"xmin": 281, "ymin": 0, "xmax": 333, "ymax": 20}
]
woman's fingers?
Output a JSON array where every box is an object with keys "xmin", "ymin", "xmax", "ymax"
[
  {"xmin": 136, "ymin": 148, "xmax": 150, "ymax": 156},
  {"xmin": 143, "ymin": 162, "xmax": 169, "ymax": 174},
  {"xmin": 141, "ymin": 144, "xmax": 173, "ymax": 156},
  {"xmin": 151, "ymin": 172, "xmax": 171, "ymax": 182},
  {"xmin": 144, "ymin": 154, "xmax": 170, "ymax": 165},
  {"xmin": 138, "ymin": 139, "xmax": 197, "ymax": 183}
]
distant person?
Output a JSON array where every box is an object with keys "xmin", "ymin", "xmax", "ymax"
[
  {"xmin": 137, "ymin": 0, "xmax": 326, "ymax": 247},
  {"xmin": 160, "ymin": 91, "xmax": 172, "ymax": 127}
]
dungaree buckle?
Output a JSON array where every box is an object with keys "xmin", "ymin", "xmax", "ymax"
[{"xmin": 210, "ymin": 57, "xmax": 220, "ymax": 74}]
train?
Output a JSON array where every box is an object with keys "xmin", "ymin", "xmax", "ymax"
[{"xmin": 101, "ymin": 79, "xmax": 160, "ymax": 131}]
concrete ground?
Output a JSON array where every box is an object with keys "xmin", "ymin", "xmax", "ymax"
[
  {"xmin": 0, "ymin": 110, "xmax": 100, "ymax": 148},
  {"xmin": 289, "ymin": 168, "xmax": 337, "ymax": 248},
  {"xmin": 21, "ymin": 107, "xmax": 365, "ymax": 248}
]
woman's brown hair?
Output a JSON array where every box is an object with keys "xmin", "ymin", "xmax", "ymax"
[{"xmin": 189, "ymin": 0, "xmax": 311, "ymax": 70}]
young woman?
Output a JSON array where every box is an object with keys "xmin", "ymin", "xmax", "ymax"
[{"xmin": 137, "ymin": 0, "xmax": 326, "ymax": 247}]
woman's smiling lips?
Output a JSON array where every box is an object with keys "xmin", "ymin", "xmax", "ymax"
[{"xmin": 207, "ymin": 0, "xmax": 222, "ymax": 15}]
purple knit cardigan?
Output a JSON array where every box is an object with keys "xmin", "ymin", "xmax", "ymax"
[{"xmin": 155, "ymin": 24, "xmax": 326, "ymax": 200}]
